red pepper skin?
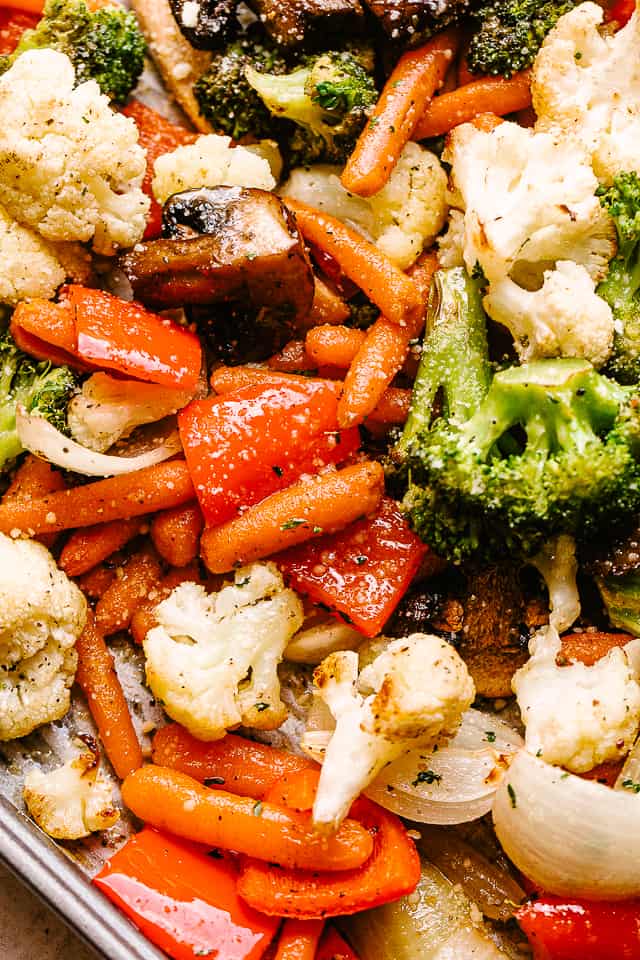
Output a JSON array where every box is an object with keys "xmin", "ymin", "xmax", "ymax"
[
  {"xmin": 94, "ymin": 827, "xmax": 279, "ymax": 960},
  {"xmin": 0, "ymin": 7, "xmax": 39, "ymax": 53},
  {"xmin": 606, "ymin": 0, "xmax": 635, "ymax": 25},
  {"xmin": 121, "ymin": 100, "xmax": 197, "ymax": 239},
  {"xmin": 179, "ymin": 383, "xmax": 360, "ymax": 527},
  {"xmin": 517, "ymin": 896, "xmax": 640, "ymax": 960},
  {"xmin": 316, "ymin": 928, "xmax": 360, "ymax": 960},
  {"xmin": 278, "ymin": 497, "xmax": 428, "ymax": 637}
]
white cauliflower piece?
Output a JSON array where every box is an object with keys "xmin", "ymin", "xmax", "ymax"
[
  {"xmin": 282, "ymin": 142, "xmax": 448, "ymax": 269},
  {"xmin": 444, "ymin": 120, "xmax": 615, "ymax": 286},
  {"xmin": 68, "ymin": 373, "xmax": 195, "ymax": 453},
  {"xmin": 437, "ymin": 208, "xmax": 466, "ymax": 269},
  {"xmin": 310, "ymin": 634, "xmax": 475, "ymax": 831},
  {"xmin": 23, "ymin": 741, "xmax": 118, "ymax": 840},
  {"xmin": 0, "ymin": 49, "xmax": 149, "ymax": 255},
  {"xmin": 530, "ymin": 534, "xmax": 581, "ymax": 634},
  {"xmin": 483, "ymin": 261, "xmax": 614, "ymax": 367},
  {"xmin": 533, "ymin": 1, "xmax": 640, "ymax": 184},
  {"xmin": 0, "ymin": 533, "xmax": 86, "ymax": 741},
  {"xmin": 152, "ymin": 134, "xmax": 276, "ymax": 204},
  {"xmin": 514, "ymin": 625, "xmax": 640, "ymax": 772},
  {"xmin": 144, "ymin": 563, "xmax": 304, "ymax": 740}
]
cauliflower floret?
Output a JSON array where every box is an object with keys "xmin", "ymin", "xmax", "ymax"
[
  {"xmin": 0, "ymin": 205, "xmax": 92, "ymax": 306},
  {"xmin": 23, "ymin": 740, "xmax": 118, "ymax": 840},
  {"xmin": 152, "ymin": 134, "xmax": 276, "ymax": 205},
  {"xmin": 282, "ymin": 142, "xmax": 448, "ymax": 269},
  {"xmin": 533, "ymin": 2, "xmax": 640, "ymax": 184},
  {"xmin": 0, "ymin": 49, "xmax": 149, "ymax": 255},
  {"xmin": 514, "ymin": 625, "xmax": 640, "ymax": 772},
  {"xmin": 310, "ymin": 634, "xmax": 475, "ymax": 831},
  {"xmin": 68, "ymin": 373, "xmax": 195, "ymax": 453},
  {"xmin": 483, "ymin": 261, "xmax": 614, "ymax": 367},
  {"xmin": 0, "ymin": 533, "xmax": 86, "ymax": 741},
  {"xmin": 144, "ymin": 563, "xmax": 304, "ymax": 740},
  {"xmin": 437, "ymin": 208, "xmax": 466, "ymax": 269},
  {"xmin": 444, "ymin": 120, "xmax": 615, "ymax": 286}
]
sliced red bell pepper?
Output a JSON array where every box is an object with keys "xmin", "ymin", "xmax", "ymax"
[
  {"xmin": 316, "ymin": 928, "xmax": 360, "ymax": 960},
  {"xmin": 237, "ymin": 796, "xmax": 421, "ymax": 919},
  {"xmin": 11, "ymin": 286, "xmax": 202, "ymax": 389},
  {"xmin": 278, "ymin": 497, "xmax": 428, "ymax": 637},
  {"xmin": 517, "ymin": 895, "xmax": 640, "ymax": 960},
  {"xmin": 0, "ymin": 6, "xmax": 39, "ymax": 53},
  {"xmin": 94, "ymin": 827, "xmax": 279, "ymax": 960},
  {"xmin": 178, "ymin": 383, "xmax": 360, "ymax": 527},
  {"xmin": 121, "ymin": 100, "xmax": 198, "ymax": 239},
  {"xmin": 606, "ymin": 0, "xmax": 635, "ymax": 25}
]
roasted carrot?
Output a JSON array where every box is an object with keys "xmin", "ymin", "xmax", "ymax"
[
  {"xmin": 274, "ymin": 920, "xmax": 325, "ymax": 960},
  {"xmin": 75, "ymin": 609, "xmax": 143, "ymax": 779},
  {"xmin": 408, "ymin": 249, "xmax": 440, "ymax": 299},
  {"xmin": 95, "ymin": 544, "xmax": 162, "ymax": 636},
  {"xmin": 59, "ymin": 517, "xmax": 146, "ymax": 577},
  {"xmin": 150, "ymin": 501, "xmax": 204, "ymax": 568},
  {"xmin": 77, "ymin": 563, "xmax": 117, "ymax": 599},
  {"xmin": 307, "ymin": 276, "xmax": 350, "ymax": 327},
  {"xmin": 284, "ymin": 199, "xmax": 423, "ymax": 329},
  {"xmin": 130, "ymin": 562, "xmax": 203, "ymax": 645},
  {"xmin": 306, "ymin": 326, "xmax": 367, "ymax": 369},
  {"xmin": 342, "ymin": 29, "xmax": 459, "ymax": 197},
  {"xmin": 316, "ymin": 928, "xmax": 360, "ymax": 960},
  {"xmin": 0, "ymin": 461, "xmax": 195, "ymax": 537},
  {"xmin": 200, "ymin": 461, "xmax": 384, "ymax": 574},
  {"xmin": 3, "ymin": 454, "xmax": 66, "ymax": 548},
  {"xmin": 412, "ymin": 70, "xmax": 532, "ymax": 140},
  {"xmin": 268, "ymin": 340, "xmax": 317, "ymax": 373},
  {"xmin": 152, "ymin": 725, "xmax": 315, "ymax": 797},
  {"xmin": 121, "ymin": 766, "xmax": 374, "ymax": 871},
  {"xmin": 338, "ymin": 318, "xmax": 411, "ymax": 428},
  {"xmin": 11, "ymin": 299, "xmax": 83, "ymax": 369},
  {"xmin": 266, "ymin": 769, "xmax": 320, "ymax": 813},
  {"xmin": 559, "ymin": 632, "xmax": 633, "ymax": 668},
  {"xmin": 366, "ymin": 386, "xmax": 412, "ymax": 425}
]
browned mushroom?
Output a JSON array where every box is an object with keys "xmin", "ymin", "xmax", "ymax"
[
  {"xmin": 120, "ymin": 187, "xmax": 315, "ymax": 327},
  {"xmin": 363, "ymin": 0, "xmax": 469, "ymax": 46},
  {"xmin": 246, "ymin": 0, "xmax": 365, "ymax": 49},
  {"xmin": 169, "ymin": 0, "xmax": 238, "ymax": 49}
]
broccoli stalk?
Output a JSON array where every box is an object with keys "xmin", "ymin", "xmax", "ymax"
[
  {"xmin": 597, "ymin": 571, "xmax": 640, "ymax": 635},
  {"xmin": 0, "ymin": 329, "xmax": 78, "ymax": 473},
  {"xmin": 0, "ymin": 0, "xmax": 145, "ymax": 104},
  {"xmin": 246, "ymin": 50, "xmax": 377, "ymax": 165},
  {"xmin": 597, "ymin": 171, "xmax": 640, "ymax": 384},
  {"xmin": 401, "ymin": 269, "xmax": 640, "ymax": 563},
  {"xmin": 468, "ymin": 0, "xmax": 578, "ymax": 77}
]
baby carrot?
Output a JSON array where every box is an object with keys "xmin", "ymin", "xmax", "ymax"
[
  {"xmin": 266, "ymin": 769, "xmax": 320, "ymax": 814},
  {"xmin": 267, "ymin": 340, "xmax": 316, "ymax": 373},
  {"xmin": 338, "ymin": 318, "xmax": 411, "ymax": 429},
  {"xmin": 150, "ymin": 501, "xmax": 204, "ymax": 568},
  {"xmin": 211, "ymin": 366, "xmax": 340, "ymax": 395},
  {"xmin": 152, "ymin": 725, "xmax": 314, "ymax": 799},
  {"xmin": 306, "ymin": 326, "xmax": 366, "ymax": 369},
  {"xmin": 342, "ymin": 29, "xmax": 459, "ymax": 197},
  {"xmin": 121, "ymin": 766, "xmax": 374, "ymax": 871},
  {"xmin": 284, "ymin": 199, "xmax": 423, "ymax": 329},
  {"xmin": 412, "ymin": 70, "xmax": 532, "ymax": 140},
  {"xmin": 95, "ymin": 544, "xmax": 162, "ymax": 636},
  {"xmin": 2, "ymin": 454, "xmax": 66, "ymax": 548},
  {"xmin": 366, "ymin": 386, "xmax": 412, "ymax": 425},
  {"xmin": 200, "ymin": 461, "xmax": 384, "ymax": 574},
  {"xmin": 59, "ymin": 517, "xmax": 146, "ymax": 577},
  {"xmin": 77, "ymin": 563, "xmax": 117, "ymax": 599},
  {"xmin": 0, "ymin": 461, "xmax": 195, "ymax": 536},
  {"xmin": 75, "ymin": 609, "xmax": 143, "ymax": 779},
  {"xmin": 129, "ymin": 562, "xmax": 203, "ymax": 645},
  {"xmin": 307, "ymin": 276, "xmax": 350, "ymax": 327},
  {"xmin": 275, "ymin": 920, "xmax": 325, "ymax": 960}
]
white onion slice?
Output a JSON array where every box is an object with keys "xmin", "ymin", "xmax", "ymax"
[
  {"xmin": 493, "ymin": 749, "xmax": 640, "ymax": 899},
  {"xmin": 16, "ymin": 408, "xmax": 182, "ymax": 477},
  {"xmin": 302, "ymin": 707, "xmax": 523, "ymax": 825}
]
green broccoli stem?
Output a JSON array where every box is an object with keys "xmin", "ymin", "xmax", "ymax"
[
  {"xmin": 598, "ymin": 571, "xmax": 640, "ymax": 635},
  {"xmin": 400, "ymin": 268, "xmax": 492, "ymax": 454}
]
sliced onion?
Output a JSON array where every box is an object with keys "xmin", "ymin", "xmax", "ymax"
[
  {"xmin": 302, "ymin": 707, "xmax": 523, "ymax": 825},
  {"xmin": 493, "ymin": 749, "xmax": 640, "ymax": 899},
  {"xmin": 285, "ymin": 617, "xmax": 364, "ymax": 664},
  {"xmin": 16, "ymin": 407, "xmax": 182, "ymax": 477}
]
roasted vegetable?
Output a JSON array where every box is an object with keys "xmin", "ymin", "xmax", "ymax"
[
  {"xmin": 363, "ymin": 0, "xmax": 470, "ymax": 47},
  {"xmin": 247, "ymin": 0, "xmax": 365, "ymax": 50},
  {"xmin": 169, "ymin": 0, "xmax": 237, "ymax": 49},
  {"xmin": 120, "ymin": 187, "xmax": 314, "ymax": 329}
]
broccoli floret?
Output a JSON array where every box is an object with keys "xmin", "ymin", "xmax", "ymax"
[
  {"xmin": 597, "ymin": 570, "xmax": 640, "ymax": 635},
  {"xmin": 194, "ymin": 35, "xmax": 288, "ymax": 141},
  {"xmin": 0, "ymin": 329, "xmax": 78, "ymax": 474},
  {"xmin": 468, "ymin": 0, "xmax": 578, "ymax": 78},
  {"xmin": 1, "ymin": 0, "xmax": 145, "ymax": 103},
  {"xmin": 597, "ymin": 172, "xmax": 640, "ymax": 384},
  {"xmin": 246, "ymin": 50, "xmax": 377, "ymax": 166},
  {"xmin": 400, "ymin": 268, "xmax": 640, "ymax": 563}
]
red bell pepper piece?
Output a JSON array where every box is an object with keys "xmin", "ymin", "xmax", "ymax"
[
  {"xmin": 0, "ymin": 6, "xmax": 39, "ymax": 53},
  {"xmin": 11, "ymin": 286, "xmax": 202, "ymax": 389},
  {"xmin": 121, "ymin": 100, "xmax": 198, "ymax": 239},
  {"xmin": 94, "ymin": 827, "xmax": 279, "ymax": 960},
  {"xmin": 316, "ymin": 928, "xmax": 360, "ymax": 960},
  {"xmin": 179, "ymin": 383, "xmax": 360, "ymax": 527},
  {"xmin": 237, "ymin": 796, "xmax": 421, "ymax": 919},
  {"xmin": 517, "ymin": 895, "xmax": 640, "ymax": 960},
  {"xmin": 278, "ymin": 497, "xmax": 428, "ymax": 637},
  {"xmin": 606, "ymin": 0, "xmax": 635, "ymax": 25}
]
